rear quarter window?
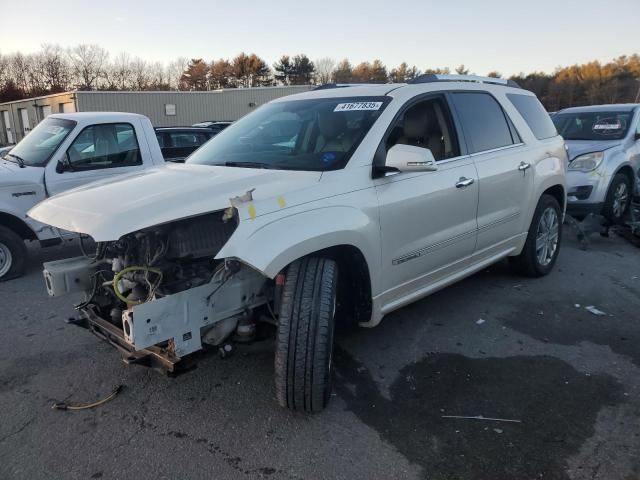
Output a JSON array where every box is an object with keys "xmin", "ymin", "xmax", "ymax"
[{"xmin": 507, "ymin": 93, "xmax": 558, "ymax": 140}]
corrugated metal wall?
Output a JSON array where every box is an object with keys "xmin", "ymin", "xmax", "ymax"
[
  {"xmin": 76, "ymin": 86, "xmax": 314, "ymax": 127},
  {"xmin": 0, "ymin": 92, "xmax": 76, "ymax": 143},
  {"xmin": 0, "ymin": 86, "xmax": 313, "ymax": 144}
]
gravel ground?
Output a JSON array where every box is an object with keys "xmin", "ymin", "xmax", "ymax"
[{"xmin": 1, "ymin": 231, "xmax": 639, "ymax": 480}]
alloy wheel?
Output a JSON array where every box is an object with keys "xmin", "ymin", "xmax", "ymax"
[
  {"xmin": 535, "ymin": 207, "xmax": 559, "ymax": 267},
  {"xmin": 0, "ymin": 241, "xmax": 13, "ymax": 278},
  {"xmin": 612, "ymin": 182, "xmax": 628, "ymax": 219}
]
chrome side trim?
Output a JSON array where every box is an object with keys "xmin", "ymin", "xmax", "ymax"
[
  {"xmin": 392, "ymin": 229, "xmax": 476, "ymax": 265},
  {"xmin": 393, "ymin": 211, "xmax": 521, "ymax": 265},
  {"xmin": 469, "ymin": 143, "xmax": 525, "ymax": 157},
  {"xmin": 477, "ymin": 211, "xmax": 520, "ymax": 232}
]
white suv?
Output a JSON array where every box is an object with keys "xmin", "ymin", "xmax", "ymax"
[{"xmin": 30, "ymin": 75, "xmax": 567, "ymax": 413}]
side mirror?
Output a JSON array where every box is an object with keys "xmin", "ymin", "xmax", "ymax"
[
  {"xmin": 56, "ymin": 152, "xmax": 73, "ymax": 173},
  {"xmin": 385, "ymin": 144, "xmax": 438, "ymax": 173}
]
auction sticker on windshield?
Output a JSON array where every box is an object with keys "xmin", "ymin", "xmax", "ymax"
[
  {"xmin": 593, "ymin": 118, "xmax": 623, "ymax": 133},
  {"xmin": 334, "ymin": 102, "xmax": 383, "ymax": 112}
]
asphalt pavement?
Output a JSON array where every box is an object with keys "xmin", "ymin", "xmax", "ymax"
[{"xmin": 1, "ymin": 230, "xmax": 639, "ymax": 480}]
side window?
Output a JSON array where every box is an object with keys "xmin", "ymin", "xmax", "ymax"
[
  {"xmin": 155, "ymin": 132, "xmax": 165, "ymax": 148},
  {"xmin": 66, "ymin": 123, "xmax": 142, "ymax": 171},
  {"xmin": 169, "ymin": 131, "xmax": 209, "ymax": 148},
  {"xmin": 386, "ymin": 96, "xmax": 460, "ymax": 161},
  {"xmin": 450, "ymin": 92, "xmax": 514, "ymax": 153},
  {"xmin": 507, "ymin": 93, "xmax": 557, "ymax": 140}
]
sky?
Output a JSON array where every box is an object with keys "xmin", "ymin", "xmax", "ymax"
[{"xmin": 0, "ymin": 0, "xmax": 639, "ymax": 77}]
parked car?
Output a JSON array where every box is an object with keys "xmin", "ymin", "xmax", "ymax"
[
  {"xmin": 0, "ymin": 112, "xmax": 167, "ymax": 280},
  {"xmin": 192, "ymin": 121, "xmax": 233, "ymax": 133},
  {"xmin": 552, "ymin": 104, "xmax": 640, "ymax": 222},
  {"xmin": 155, "ymin": 127, "xmax": 216, "ymax": 163},
  {"xmin": 29, "ymin": 75, "xmax": 567, "ymax": 412}
]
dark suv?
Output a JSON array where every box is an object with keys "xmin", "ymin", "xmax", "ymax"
[{"xmin": 155, "ymin": 127, "xmax": 216, "ymax": 162}]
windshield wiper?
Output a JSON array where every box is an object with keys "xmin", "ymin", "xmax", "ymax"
[
  {"xmin": 224, "ymin": 161, "xmax": 273, "ymax": 169},
  {"xmin": 6, "ymin": 153, "xmax": 26, "ymax": 168}
]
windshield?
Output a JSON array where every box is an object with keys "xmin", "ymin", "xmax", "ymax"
[
  {"xmin": 187, "ymin": 96, "xmax": 390, "ymax": 171},
  {"xmin": 553, "ymin": 111, "xmax": 632, "ymax": 141},
  {"xmin": 8, "ymin": 117, "xmax": 76, "ymax": 167}
]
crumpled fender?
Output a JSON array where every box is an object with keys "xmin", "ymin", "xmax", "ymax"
[{"xmin": 216, "ymin": 202, "xmax": 381, "ymax": 292}]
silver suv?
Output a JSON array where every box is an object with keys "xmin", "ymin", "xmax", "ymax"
[{"xmin": 553, "ymin": 104, "xmax": 640, "ymax": 222}]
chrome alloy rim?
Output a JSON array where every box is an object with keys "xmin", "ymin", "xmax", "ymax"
[
  {"xmin": 0, "ymin": 242, "xmax": 12, "ymax": 278},
  {"xmin": 536, "ymin": 207, "xmax": 559, "ymax": 266},
  {"xmin": 612, "ymin": 182, "xmax": 629, "ymax": 218}
]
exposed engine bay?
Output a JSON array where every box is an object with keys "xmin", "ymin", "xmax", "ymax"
[{"xmin": 43, "ymin": 210, "xmax": 270, "ymax": 371}]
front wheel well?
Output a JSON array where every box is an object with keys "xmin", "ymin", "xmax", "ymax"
[
  {"xmin": 541, "ymin": 185, "xmax": 565, "ymax": 212},
  {"xmin": 0, "ymin": 212, "xmax": 36, "ymax": 241},
  {"xmin": 615, "ymin": 165, "xmax": 635, "ymax": 189},
  {"xmin": 286, "ymin": 245, "xmax": 373, "ymax": 326}
]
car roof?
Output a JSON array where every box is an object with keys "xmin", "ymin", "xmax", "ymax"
[
  {"xmin": 155, "ymin": 126, "xmax": 214, "ymax": 131},
  {"xmin": 274, "ymin": 79, "xmax": 529, "ymax": 103},
  {"xmin": 49, "ymin": 112, "xmax": 147, "ymax": 120},
  {"xmin": 558, "ymin": 104, "xmax": 639, "ymax": 114}
]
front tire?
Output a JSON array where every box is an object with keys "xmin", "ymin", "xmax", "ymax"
[
  {"xmin": 0, "ymin": 225, "xmax": 27, "ymax": 281},
  {"xmin": 510, "ymin": 194, "xmax": 562, "ymax": 277},
  {"xmin": 275, "ymin": 257, "xmax": 338, "ymax": 413},
  {"xmin": 602, "ymin": 173, "xmax": 631, "ymax": 224}
]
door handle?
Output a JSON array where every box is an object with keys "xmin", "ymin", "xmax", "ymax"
[
  {"xmin": 455, "ymin": 177, "xmax": 474, "ymax": 188},
  {"xmin": 518, "ymin": 161, "xmax": 531, "ymax": 171}
]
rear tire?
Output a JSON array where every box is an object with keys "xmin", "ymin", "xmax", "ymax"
[
  {"xmin": 0, "ymin": 225, "xmax": 27, "ymax": 281},
  {"xmin": 275, "ymin": 257, "xmax": 338, "ymax": 413},
  {"xmin": 602, "ymin": 173, "xmax": 631, "ymax": 224},
  {"xmin": 509, "ymin": 194, "xmax": 562, "ymax": 277}
]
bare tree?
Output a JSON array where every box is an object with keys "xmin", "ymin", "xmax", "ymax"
[
  {"xmin": 130, "ymin": 58, "xmax": 150, "ymax": 90},
  {"xmin": 314, "ymin": 57, "xmax": 336, "ymax": 85},
  {"xmin": 167, "ymin": 57, "xmax": 189, "ymax": 90},
  {"xmin": 38, "ymin": 44, "xmax": 71, "ymax": 92},
  {"xmin": 67, "ymin": 44, "xmax": 109, "ymax": 90},
  {"xmin": 110, "ymin": 52, "xmax": 133, "ymax": 89}
]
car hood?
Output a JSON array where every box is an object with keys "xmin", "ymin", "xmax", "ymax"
[
  {"xmin": 0, "ymin": 160, "xmax": 44, "ymax": 188},
  {"xmin": 565, "ymin": 139, "xmax": 621, "ymax": 161},
  {"xmin": 28, "ymin": 163, "xmax": 323, "ymax": 241}
]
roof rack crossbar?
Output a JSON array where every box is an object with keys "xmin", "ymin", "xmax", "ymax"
[{"xmin": 408, "ymin": 74, "xmax": 521, "ymax": 89}]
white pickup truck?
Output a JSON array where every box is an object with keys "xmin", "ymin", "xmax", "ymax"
[{"xmin": 0, "ymin": 112, "xmax": 165, "ymax": 280}]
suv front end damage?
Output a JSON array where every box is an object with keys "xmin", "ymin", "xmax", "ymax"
[{"xmin": 43, "ymin": 210, "xmax": 270, "ymax": 372}]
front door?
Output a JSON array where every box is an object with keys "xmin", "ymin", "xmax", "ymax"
[
  {"xmin": 45, "ymin": 121, "xmax": 147, "ymax": 196},
  {"xmin": 2, "ymin": 111, "xmax": 13, "ymax": 143},
  {"xmin": 375, "ymin": 95, "xmax": 479, "ymax": 304}
]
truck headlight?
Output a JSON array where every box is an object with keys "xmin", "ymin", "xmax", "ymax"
[{"xmin": 568, "ymin": 152, "xmax": 604, "ymax": 172}]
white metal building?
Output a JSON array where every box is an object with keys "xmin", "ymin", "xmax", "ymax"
[{"xmin": 0, "ymin": 86, "xmax": 314, "ymax": 144}]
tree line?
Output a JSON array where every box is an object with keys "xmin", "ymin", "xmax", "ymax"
[{"xmin": 1, "ymin": 44, "xmax": 639, "ymax": 111}]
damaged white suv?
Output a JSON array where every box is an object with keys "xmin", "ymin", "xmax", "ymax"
[{"xmin": 29, "ymin": 75, "xmax": 567, "ymax": 413}]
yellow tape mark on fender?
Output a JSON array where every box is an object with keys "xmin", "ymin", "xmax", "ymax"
[
  {"xmin": 248, "ymin": 203, "xmax": 257, "ymax": 219},
  {"xmin": 277, "ymin": 196, "xmax": 286, "ymax": 209}
]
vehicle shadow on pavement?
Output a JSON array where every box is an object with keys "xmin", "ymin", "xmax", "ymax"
[{"xmin": 333, "ymin": 346, "xmax": 623, "ymax": 480}]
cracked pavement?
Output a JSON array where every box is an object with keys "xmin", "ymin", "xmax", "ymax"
[{"xmin": 0, "ymin": 231, "xmax": 639, "ymax": 480}]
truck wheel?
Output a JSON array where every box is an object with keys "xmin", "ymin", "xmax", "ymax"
[
  {"xmin": 509, "ymin": 194, "xmax": 562, "ymax": 277},
  {"xmin": 603, "ymin": 173, "xmax": 631, "ymax": 224},
  {"xmin": 275, "ymin": 257, "xmax": 338, "ymax": 413},
  {"xmin": 0, "ymin": 225, "xmax": 27, "ymax": 281}
]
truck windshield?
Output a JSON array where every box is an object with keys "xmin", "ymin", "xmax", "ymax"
[
  {"xmin": 8, "ymin": 117, "xmax": 76, "ymax": 167},
  {"xmin": 187, "ymin": 96, "xmax": 390, "ymax": 171},
  {"xmin": 553, "ymin": 111, "xmax": 632, "ymax": 141}
]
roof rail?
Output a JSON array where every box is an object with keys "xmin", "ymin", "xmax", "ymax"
[
  {"xmin": 313, "ymin": 83, "xmax": 352, "ymax": 91},
  {"xmin": 408, "ymin": 74, "xmax": 521, "ymax": 89}
]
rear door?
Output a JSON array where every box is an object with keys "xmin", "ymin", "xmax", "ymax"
[
  {"xmin": 44, "ymin": 120, "xmax": 150, "ymax": 196},
  {"xmin": 449, "ymin": 91, "xmax": 534, "ymax": 254}
]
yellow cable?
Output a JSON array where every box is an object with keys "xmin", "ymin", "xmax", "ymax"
[{"xmin": 112, "ymin": 266, "xmax": 163, "ymax": 306}]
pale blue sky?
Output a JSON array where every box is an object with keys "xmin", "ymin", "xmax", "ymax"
[{"xmin": 1, "ymin": 0, "xmax": 639, "ymax": 76}]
